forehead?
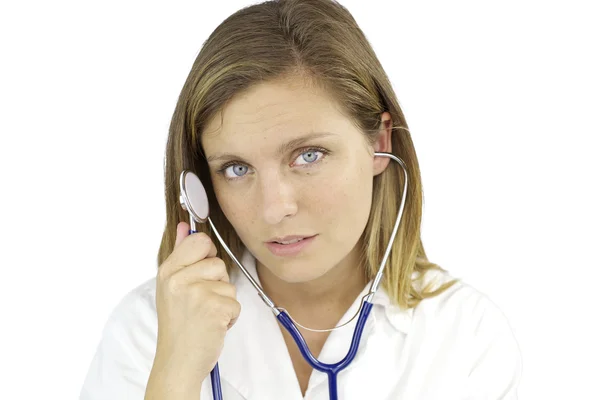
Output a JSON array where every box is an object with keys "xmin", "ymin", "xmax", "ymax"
[{"xmin": 201, "ymin": 80, "xmax": 352, "ymax": 147}]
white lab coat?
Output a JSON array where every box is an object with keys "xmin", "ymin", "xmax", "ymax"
[{"xmin": 80, "ymin": 249, "xmax": 522, "ymax": 399}]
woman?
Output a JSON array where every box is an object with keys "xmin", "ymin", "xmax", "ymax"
[{"xmin": 80, "ymin": 0, "xmax": 521, "ymax": 399}]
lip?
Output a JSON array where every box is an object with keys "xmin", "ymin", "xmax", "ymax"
[
  {"xmin": 265, "ymin": 235, "xmax": 317, "ymax": 257},
  {"xmin": 266, "ymin": 234, "xmax": 315, "ymax": 243}
]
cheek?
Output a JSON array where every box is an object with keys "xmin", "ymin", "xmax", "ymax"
[
  {"xmin": 213, "ymin": 184, "xmax": 254, "ymax": 232},
  {"xmin": 310, "ymin": 163, "xmax": 373, "ymax": 225}
]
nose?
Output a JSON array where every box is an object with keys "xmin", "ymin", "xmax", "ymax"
[{"xmin": 260, "ymin": 172, "xmax": 298, "ymax": 225}]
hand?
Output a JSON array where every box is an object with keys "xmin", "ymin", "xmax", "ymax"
[{"xmin": 153, "ymin": 222, "xmax": 241, "ymax": 381}]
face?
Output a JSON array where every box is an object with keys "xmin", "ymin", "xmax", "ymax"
[{"xmin": 201, "ymin": 78, "xmax": 391, "ymax": 284}]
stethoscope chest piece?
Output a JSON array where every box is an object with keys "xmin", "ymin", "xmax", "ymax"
[{"xmin": 179, "ymin": 170, "xmax": 210, "ymax": 226}]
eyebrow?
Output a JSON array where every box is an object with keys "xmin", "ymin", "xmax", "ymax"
[{"xmin": 205, "ymin": 132, "xmax": 337, "ymax": 163}]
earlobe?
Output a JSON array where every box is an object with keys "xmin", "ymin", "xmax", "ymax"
[{"xmin": 373, "ymin": 112, "xmax": 393, "ymax": 175}]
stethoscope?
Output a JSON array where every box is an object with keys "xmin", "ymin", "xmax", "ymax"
[{"xmin": 179, "ymin": 152, "xmax": 408, "ymax": 400}]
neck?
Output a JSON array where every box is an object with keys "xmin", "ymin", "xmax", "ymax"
[{"xmin": 256, "ymin": 246, "xmax": 369, "ymax": 331}]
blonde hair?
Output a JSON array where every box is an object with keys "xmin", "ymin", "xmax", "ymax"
[{"xmin": 158, "ymin": 0, "xmax": 457, "ymax": 309}]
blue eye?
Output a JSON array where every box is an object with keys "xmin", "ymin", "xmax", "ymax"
[
  {"xmin": 223, "ymin": 164, "xmax": 248, "ymax": 178},
  {"xmin": 295, "ymin": 149, "xmax": 324, "ymax": 166}
]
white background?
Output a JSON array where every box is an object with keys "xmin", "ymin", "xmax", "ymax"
[{"xmin": 1, "ymin": 0, "xmax": 598, "ymax": 398}]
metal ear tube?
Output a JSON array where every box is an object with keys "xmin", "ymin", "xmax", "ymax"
[{"xmin": 178, "ymin": 152, "xmax": 408, "ymax": 400}]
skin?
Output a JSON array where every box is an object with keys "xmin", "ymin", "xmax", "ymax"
[{"xmin": 201, "ymin": 76, "xmax": 392, "ymax": 394}]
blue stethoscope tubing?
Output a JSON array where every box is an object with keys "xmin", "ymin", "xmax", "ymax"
[{"xmin": 184, "ymin": 152, "xmax": 408, "ymax": 400}]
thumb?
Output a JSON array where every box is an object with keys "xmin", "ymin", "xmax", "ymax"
[{"xmin": 174, "ymin": 221, "xmax": 191, "ymax": 249}]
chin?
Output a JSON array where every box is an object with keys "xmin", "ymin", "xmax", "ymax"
[
  {"xmin": 274, "ymin": 269, "xmax": 327, "ymax": 284},
  {"xmin": 261, "ymin": 253, "xmax": 331, "ymax": 283}
]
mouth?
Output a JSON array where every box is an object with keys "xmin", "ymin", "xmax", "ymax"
[
  {"xmin": 265, "ymin": 235, "xmax": 317, "ymax": 256},
  {"xmin": 266, "ymin": 234, "xmax": 317, "ymax": 244}
]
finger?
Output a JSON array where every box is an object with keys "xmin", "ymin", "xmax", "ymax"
[
  {"xmin": 206, "ymin": 294, "xmax": 241, "ymax": 327},
  {"xmin": 173, "ymin": 257, "xmax": 230, "ymax": 284},
  {"xmin": 205, "ymin": 280, "xmax": 237, "ymax": 299},
  {"xmin": 174, "ymin": 221, "xmax": 190, "ymax": 248},
  {"xmin": 223, "ymin": 296, "xmax": 242, "ymax": 328},
  {"xmin": 166, "ymin": 232, "xmax": 218, "ymax": 273}
]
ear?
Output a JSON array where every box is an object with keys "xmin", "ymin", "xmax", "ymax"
[{"xmin": 372, "ymin": 111, "xmax": 393, "ymax": 176}]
